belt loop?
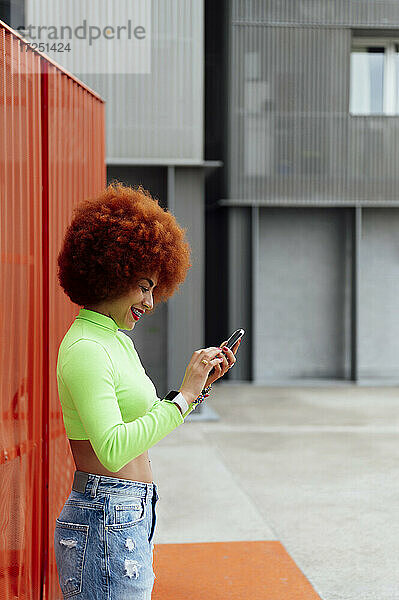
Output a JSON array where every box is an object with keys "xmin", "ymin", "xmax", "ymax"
[{"xmin": 90, "ymin": 475, "xmax": 100, "ymax": 498}]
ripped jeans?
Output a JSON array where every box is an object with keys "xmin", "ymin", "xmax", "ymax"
[{"xmin": 54, "ymin": 471, "xmax": 159, "ymax": 599}]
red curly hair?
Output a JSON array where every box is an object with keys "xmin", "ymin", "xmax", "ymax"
[{"xmin": 57, "ymin": 182, "xmax": 192, "ymax": 310}]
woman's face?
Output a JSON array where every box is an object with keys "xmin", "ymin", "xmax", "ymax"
[
  {"xmin": 87, "ymin": 274, "xmax": 158, "ymax": 331},
  {"xmin": 116, "ymin": 275, "xmax": 158, "ymax": 330}
]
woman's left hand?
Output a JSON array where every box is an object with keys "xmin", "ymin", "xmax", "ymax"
[{"xmin": 204, "ymin": 338, "xmax": 241, "ymax": 387}]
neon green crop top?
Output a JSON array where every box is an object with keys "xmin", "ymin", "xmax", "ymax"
[{"xmin": 56, "ymin": 308, "xmax": 196, "ymax": 472}]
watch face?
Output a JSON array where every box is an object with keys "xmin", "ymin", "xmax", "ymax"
[{"xmin": 165, "ymin": 390, "xmax": 180, "ymax": 401}]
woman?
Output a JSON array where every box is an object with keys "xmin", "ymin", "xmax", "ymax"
[{"xmin": 54, "ymin": 182, "xmax": 240, "ymax": 599}]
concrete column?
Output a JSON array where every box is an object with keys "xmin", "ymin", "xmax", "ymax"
[{"xmin": 167, "ymin": 167, "xmax": 206, "ymax": 405}]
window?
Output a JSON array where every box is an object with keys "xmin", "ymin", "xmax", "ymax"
[{"xmin": 350, "ymin": 39, "xmax": 399, "ymax": 115}]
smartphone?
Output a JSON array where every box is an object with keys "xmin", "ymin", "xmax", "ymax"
[
  {"xmin": 224, "ymin": 328, "xmax": 245, "ymax": 350},
  {"xmin": 210, "ymin": 329, "xmax": 245, "ymax": 375}
]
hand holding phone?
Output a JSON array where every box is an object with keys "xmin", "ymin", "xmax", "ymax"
[
  {"xmin": 179, "ymin": 330, "xmax": 245, "ymax": 404},
  {"xmin": 223, "ymin": 328, "xmax": 245, "ymax": 350},
  {"xmin": 209, "ymin": 328, "xmax": 245, "ymax": 376}
]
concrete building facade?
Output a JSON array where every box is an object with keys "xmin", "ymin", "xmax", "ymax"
[{"xmin": 211, "ymin": 0, "xmax": 399, "ymax": 384}]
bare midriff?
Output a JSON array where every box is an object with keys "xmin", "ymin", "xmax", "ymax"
[{"xmin": 68, "ymin": 439, "xmax": 153, "ymax": 483}]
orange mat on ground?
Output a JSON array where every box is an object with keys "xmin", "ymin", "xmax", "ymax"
[{"xmin": 152, "ymin": 541, "xmax": 321, "ymax": 600}]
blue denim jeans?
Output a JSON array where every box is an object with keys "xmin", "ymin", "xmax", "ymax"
[{"xmin": 54, "ymin": 471, "xmax": 159, "ymax": 599}]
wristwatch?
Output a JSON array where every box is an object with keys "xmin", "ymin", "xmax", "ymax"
[{"xmin": 163, "ymin": 390, "xmax": 189, "ymax": 416}]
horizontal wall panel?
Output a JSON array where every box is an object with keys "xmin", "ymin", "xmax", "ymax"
[
  {"xmin": 229, "ymin": 10, "xmax": 399, "ymax": 204},
  {"xmin": 233, "ymin": 0, "xmax": 399, "ymax": 26}
]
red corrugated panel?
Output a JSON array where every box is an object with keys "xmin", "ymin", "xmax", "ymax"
[
  {"xmin": 0, "ymin": 19, "xmax": 106, "ymax": 600},
  {"xmin": 0, "ymin": 26, "xmax": 44, "ymax": 600},
  {"xmin": 46, "ymin": 65, "xmax": 106, "ymax": 600}
]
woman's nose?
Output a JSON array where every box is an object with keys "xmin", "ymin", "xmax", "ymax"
[{"xmin": 143, "ymin": 297, "xmax": 153, "ymax": 310}]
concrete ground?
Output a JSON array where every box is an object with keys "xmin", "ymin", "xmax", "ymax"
[{"xmin": 149, "ymin": 382, "xmax": 399, "ymax": 600}]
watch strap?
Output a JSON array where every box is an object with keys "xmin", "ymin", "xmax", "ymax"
[{"xmin": 163, "ymin": 390, "xmax": 189, "ymax": 415}]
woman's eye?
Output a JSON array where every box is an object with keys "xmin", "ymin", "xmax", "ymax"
[{"xmin": 140, "ymin": 286, "xmax": 150, "ymax": 293}]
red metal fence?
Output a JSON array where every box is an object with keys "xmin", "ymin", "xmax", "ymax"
[{"xmin": 0, "ymin": 19, "xmax": 106, "ymax": 599}]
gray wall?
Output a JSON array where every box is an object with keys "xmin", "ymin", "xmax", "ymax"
[
  {"xmin": 167, "ymin": 167, "xmax": 205, "ymax": 392},
  {"xmin": 360, "ymin": 209, "xmax": 399, "ymax": 379},
  {"xmin": 227, "ymin": 207, "xmax": 253, "ymax": 381},
  {"xmin": 84, "ymin": 0, "xmax": 203, "ymax": 161},
  {"xmin": 28, "ymin": 0, "xmax": 204, "ymax": 161},
  {"xmin": 255, "ymin": 208, "xmax": 352, "ymax": 381}
]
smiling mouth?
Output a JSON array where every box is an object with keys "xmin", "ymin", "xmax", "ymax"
[{"xmin": 131, "ymin": 307, "xmax": 142, "ymax": 320}]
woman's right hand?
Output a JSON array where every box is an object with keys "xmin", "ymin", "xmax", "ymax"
[{"xmin": 179, "ymin": 347, "xmax": 225, "ymax": 405}]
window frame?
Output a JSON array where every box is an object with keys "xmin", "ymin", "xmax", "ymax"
[{"xmin": 350, "ymin": 37, "xmax": 399, "ymax": 116}]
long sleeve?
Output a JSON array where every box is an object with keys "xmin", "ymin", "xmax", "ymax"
[{"xmin": 60, "ymin": 338, "xmax": 188, "ymax": 472}]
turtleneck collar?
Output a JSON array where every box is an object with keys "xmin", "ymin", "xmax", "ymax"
[{"xmin": 76, "ymin": 308, "xmax": 119, "ymax": 333}]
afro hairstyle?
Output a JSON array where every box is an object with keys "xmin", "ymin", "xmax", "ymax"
[{"xmin": 57, "ymin": 181, "xmax": 192, "ymax": 311}]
